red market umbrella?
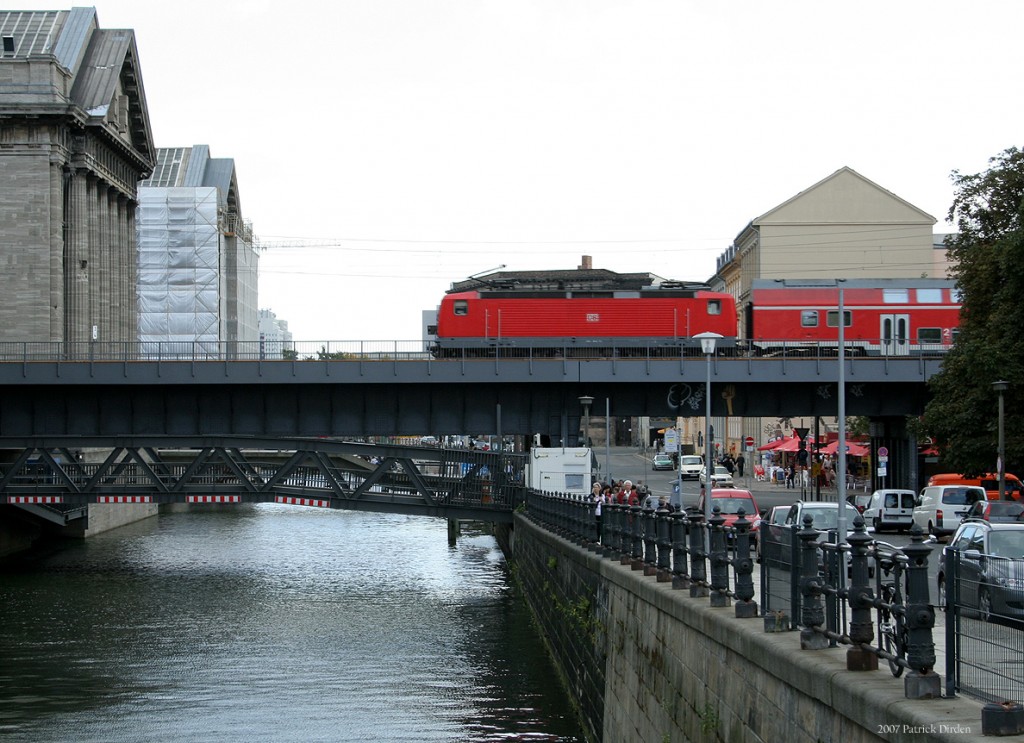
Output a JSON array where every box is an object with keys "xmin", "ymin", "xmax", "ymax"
[
  {"xmin": 822, "ymin": 440, "xmax": 869, "ymax": 457},
  {"xmin": 756, "ymin": 439, "xmax": 785, "ymax": 451},
  {"xmin": 774, "ymin": 436, "xmax": 816, "ymax": 453}
]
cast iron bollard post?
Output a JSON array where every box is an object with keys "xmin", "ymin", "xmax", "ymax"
[
  {"xmin": 643, "ymin": 507, "xmax": 658, "ymax": 576},
  {"xmin": 656, "ymin": 509, "xmax": 672, "ymax": 582},
  {"xmin": 845, "ymin": 515, "xmax": 877, "ymax": 670},
  {"xmin": 901, "ymin": 524, "xmax": 940, "ymax": 699},
  {"xmin": 619, "ymin": 504, "xmax": 633, "ymax": 565},
  {"xmin": 671, "ymin": 511, "xmax": 690, "ymax": 590},
  {"xmin": 732, "ymin": 508, "xmax": 757, "ymax": 617},
  {"xmin": 630, "ymin": 505, "xmax": 645, "ymax": 570},
  {"xmin": 708, "ymin": 506, "xmax": 730, "ymax": 607},
  {"xmin": 688, "ymin": 511, "xmax": 709, "ymax": 598},
  {"xmin": 608, "ymin": 504, "xmax": 624, "ymax": 559},
  {"xmin": 799, "ymin": 513, "xmax": 828, "ymax": 650}
]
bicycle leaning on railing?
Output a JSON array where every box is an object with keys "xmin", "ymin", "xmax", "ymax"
[{"xmin": 877, "ymin": 576, "xmax": 908, "ymax": 676}]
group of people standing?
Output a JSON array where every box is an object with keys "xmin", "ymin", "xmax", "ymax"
[{"xmin": 589, "ymin": 479, "xmax": 671, "ymax": 538}]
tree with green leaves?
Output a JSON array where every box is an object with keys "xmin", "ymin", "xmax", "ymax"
[{"xmin": 922, "ymin": 147, "xmax": 1024, "ymax": 476}]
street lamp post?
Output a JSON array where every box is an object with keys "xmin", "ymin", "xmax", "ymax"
[
  {"xmin": 993, "ymin": 381, "xmax": 1009, "ymax": 501},
  {"xmin": 578, "ymin": 395, "xmax": 594, "ymax": 450},
  {"xmin": 695, "ymin": 332, "xmax": 722, "ymax": 522}
]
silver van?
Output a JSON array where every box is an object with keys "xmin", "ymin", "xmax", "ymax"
[
  {"xmin": 862, "ymin": 489, "xmax": 916, "ymax": 533},
  {"xmin": 913, "ymin": 485, "xmax": 986, "ymax": 537}
]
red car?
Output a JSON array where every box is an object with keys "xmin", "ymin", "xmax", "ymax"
[{"xmin": 696, "ymin": 488, "xmax": 761, "ymax": 545}]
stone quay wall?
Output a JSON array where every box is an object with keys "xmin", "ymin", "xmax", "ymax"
[{"xmin": 508, "ymin": 513, "xmax": 989, "ymax": 743}]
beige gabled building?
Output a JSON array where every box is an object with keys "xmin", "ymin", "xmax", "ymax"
[{"xmin": 717, "ymin": 167, "xmax": 937, "ymax": 340}]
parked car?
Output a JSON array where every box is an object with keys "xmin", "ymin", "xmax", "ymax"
[
  {"xmin": 848, "ymin": 493, "xmax": 872, "ymax": 514},
  {"xmin": 678, "ymin": 455, "xmax": 704, "ymax": 480},
  {"xmin": 699, "ymin": 465, "xmax": 734, "ymax": 488},
  {"xmin": 761, "ymin": 500, "xmax": 863, "ymax": 572},
  {"xmin": 651, "ymin": 453, "xmax": 674, "ymax": 471},
  {"xmin": 913, "ymin": 485, "xmax": 987, "ymax": 538},
  {"xmin": 862, "ymin": 489, "xmax": 916, "ymax": 533},
  {"xmin": 696, "ymin": 488, "xmax": 761, "ymax": 546},
  {"xmin": 938, "ymin": 521, "xmax": 1024, "ymax": 622},
  {"xmin": 756, "ymin": 505, "xmax": 790, "ymax": 562},
  {"xmin": 962, "ymin": 500, "xmax": 1024, "ymax": 523}
]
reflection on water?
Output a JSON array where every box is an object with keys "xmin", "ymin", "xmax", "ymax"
[{"xmin": 0, "ymin": 505, "xmax": 582, "ymax": 742}]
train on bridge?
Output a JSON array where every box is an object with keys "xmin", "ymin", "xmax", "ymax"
[{"xmin": 430, "ymin": 277, "xmax": 961, "ymax": 357}]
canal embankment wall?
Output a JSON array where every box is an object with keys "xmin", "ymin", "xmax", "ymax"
[{"xmin": 505, "ymin": 513, "xmax": 989, "ymax": 743}]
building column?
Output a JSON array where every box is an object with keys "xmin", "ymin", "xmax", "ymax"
[
  {"xmin": 49, "ymin": 160, "xmax": 66, "ymax": 342},
  {"xmin": 64, "ymin": 167, "xmax": 91, "ymax": 346}
]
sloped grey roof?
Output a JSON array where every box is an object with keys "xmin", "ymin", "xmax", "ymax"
[
  {"xmin": 143, "ymin": 146, "xmax": 244, "ymax": 217},
  {"xmin": 1, "ymin": 8, "xmax": 155, "ymax": 171},
  {"xmin": 0, "ymin": 10, "xmax": 64, "ymax": 58}
]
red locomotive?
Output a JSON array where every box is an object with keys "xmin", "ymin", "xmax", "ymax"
[
  {"xmin": 430, "ymin": 276, "xmax": 961, "ymax": 356},
  {"xmin": 432, "ymin": 286, "xmax": 738, "ymax": 354},
  {"xmin": 748, "ymin": 279, "xmax": 961, "ymax": 355}
]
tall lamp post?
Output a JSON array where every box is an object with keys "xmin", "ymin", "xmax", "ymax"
[
  {"xmin": 695, "ymin": 332, "xmax": 722, "ymax": 521},
  {"xmin": 993, "ymin": 381, "xmax": 1009, "ymax": 501},
  {"xmin": 578, "ymin": 395, "xmax": 594, "ymax": 449}
]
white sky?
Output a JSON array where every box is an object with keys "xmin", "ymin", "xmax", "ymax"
[{"xmin": 15, "ymin": 1, "xmax": 1024, "ymax": 340}]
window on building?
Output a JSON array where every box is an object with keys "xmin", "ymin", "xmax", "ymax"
[
  {"xmin": 453, "ymin": 300, "xmax": 468, "ymax": 316},
  {"xmin": 826, "ymin": 310, "xmax": 852, "ymax": 327},
  {"xmin": 882, "ymin": 289, "xmax": 909, "ymax": 303},
  {"xmin": 2, "ymin": 37, "xmax": 15, "ymax": 56},
  {"xmin": 800, "ymin": 310, "xmax": 818, "ymax": 327}
]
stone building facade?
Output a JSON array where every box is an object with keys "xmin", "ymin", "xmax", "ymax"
[{"xmin": 0, "ymin": 8, "xmax": 155, "ymax": 347}]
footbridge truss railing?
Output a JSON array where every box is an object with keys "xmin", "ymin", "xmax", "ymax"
[{"xmin": 0, "ymin": 437, "xmax": 526, "ymax": 524}]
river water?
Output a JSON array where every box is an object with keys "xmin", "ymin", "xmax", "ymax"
[{"xmin": 0, "ymin": 506, "xmax": 583, "ymax": 742}]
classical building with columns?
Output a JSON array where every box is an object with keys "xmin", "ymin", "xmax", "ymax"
[{"xmin": 0, "ymin": 8, "xmax": 155, "ymax": 346}]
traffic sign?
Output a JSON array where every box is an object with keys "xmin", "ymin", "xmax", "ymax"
[
  {"xmin": 745, "ymin": 436, "xmax": 755, "ymax": 448},
  {"xmin": 878, "ymin": 446, "xmax": 889, "ymax": 457}
]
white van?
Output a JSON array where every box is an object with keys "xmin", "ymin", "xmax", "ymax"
[
  {"xmin": 862, "ymin": 489, "xmax": 916, "ymax": 533},
  {"xmin": 913, "ymin": 485, "xmax": 987, "ymax": 537}
]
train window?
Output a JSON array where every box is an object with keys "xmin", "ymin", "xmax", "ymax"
[
  {"xmin": 951, "ymin": 288, "xmax": 963, "ymax": 303},
  {"xmin": 800, "ymin": 310, "xmax": 818, "ymax": 327},
  {"xmin": 883, "ymin": 289, "xmax": 909, "ymax": 303},
  {"xmin": 918, "ymin": 328, "xmax": 942, "ymax": 343},
  {"xmin": 916, "ymin": 288, "xmax": 942, "ymax": 303},
  {"xmin": 707, "ymin": 300, "xmax": 721, "ymax": 315},
  {"xmin": 453, "ymin": 300, "xmax": 468, "ymax": 316},
  {"xmin": 826, "ymin": 310, "xmax": 852, "ymax": 327}
]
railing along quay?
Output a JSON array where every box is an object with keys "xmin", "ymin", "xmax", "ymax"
[{"xmin": 523, "ymin": 489, "xmax": 1024, "ymax": 734}]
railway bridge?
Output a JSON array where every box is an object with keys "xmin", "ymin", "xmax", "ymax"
[{"xmin": 0, "ymin": 341, "xmax": 944, "ymax": 532}]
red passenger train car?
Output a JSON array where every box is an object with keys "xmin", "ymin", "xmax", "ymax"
[
  {"xmin": 748, "ymin": 279, "xmax": 961, "ymax": 355},
  {"xmin": 432, "ymin": 287, "xmax": 738, "ymax": 353}
]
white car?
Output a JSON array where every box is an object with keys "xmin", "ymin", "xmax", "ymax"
[
  {"xmin": 699, "ymin": 465, "xmax": 733, "ymax": 488},
  {"xmin": 678, "ymin": 455, "xmax": 704, "ymax": 480}
]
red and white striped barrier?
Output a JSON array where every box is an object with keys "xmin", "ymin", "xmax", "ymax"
[
  {"xmin": 275, "ymin": 496, "xmax": 331, "ymax": 509},
  {"xmin": 97, "ymin": 495, "xmax": 153, "ymax": 504},
  {"xmin": 7, "ymin": 495, "xmax": 63, "ymax": 504},
  {"xmin": 186, "ymin": 495, "xmax": 241, "ymax": 504}
]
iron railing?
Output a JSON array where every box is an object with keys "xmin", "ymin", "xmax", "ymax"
[{"xmin": 0, "ymin": 339, "xmax": 952, "ymax": 363}]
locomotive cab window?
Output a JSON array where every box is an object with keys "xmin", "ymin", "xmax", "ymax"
[
  {"xmin": 918, "ymin": 328, "xmax": 942, "ymax": 343},
  {"xmin": 826, "ymin": 310, "xmax": 852, "ymax": 327},
  {"xmin": 453, "ymin": 300, "xmax": 468, "ymax": 316},
  {"xmin": 800, "ymin": 310, "xmax": 818, "ymax": 327},
  {"xmin": 707, "ymin": 300, "xmax": 721, "ymax": 315}
]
